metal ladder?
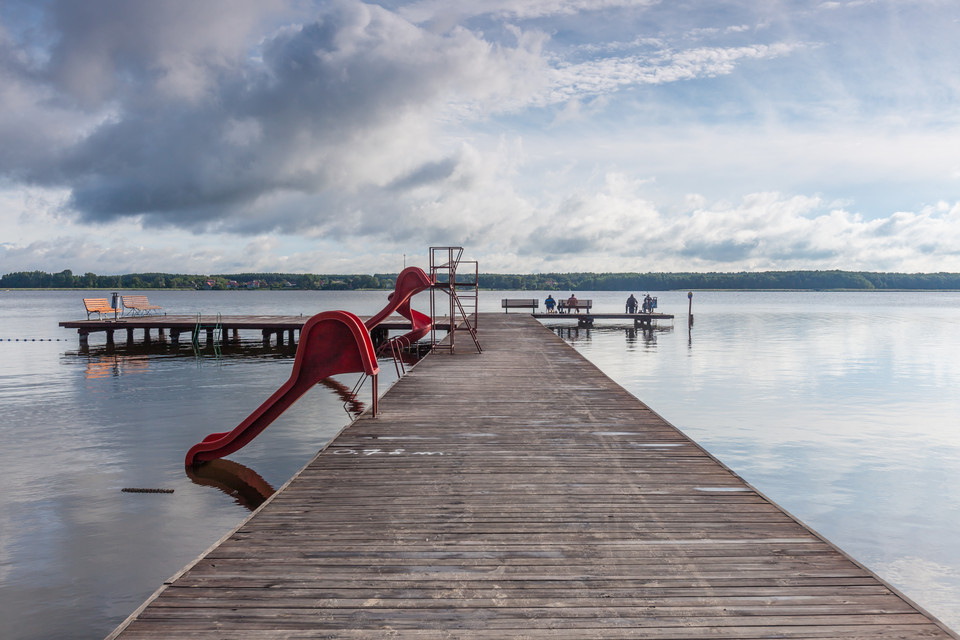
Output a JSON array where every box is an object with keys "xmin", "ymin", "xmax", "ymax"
[{"xmin": 428, "ymin": 246, "xmax": 481, "ymax": 354}]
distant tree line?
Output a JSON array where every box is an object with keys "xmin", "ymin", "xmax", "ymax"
[
  {"xmin": 4, "ymin": 268, "xmax": 960, "ymax": 291},
  {"xmin": 0, "ymin": 269, "xmax": 394, "ymax": 290},
  {"xmin": 477, "ymin": 270, "xmax": 960, "ymax": 291}
]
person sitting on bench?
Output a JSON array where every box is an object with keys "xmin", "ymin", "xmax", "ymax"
[{"xmin": 545, "ymin": 295, "xmax": 556, "ymax": 313}]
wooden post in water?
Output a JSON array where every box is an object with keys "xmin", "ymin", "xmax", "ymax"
[{"xmin": 687, "ymin": 291, "xmax": 694, "ymax": 327}]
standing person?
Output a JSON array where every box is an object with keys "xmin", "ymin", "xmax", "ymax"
[
  {"xmin": 626, "ymin": 294, "xmax": 638, "ymax": 314},
  {"xmin": 567, "ymin": 293, "xmax": 579, "ymax": 313},
  {"xmin": 545, "ymin": 295, "xmax": 556, "ymax": 313}
]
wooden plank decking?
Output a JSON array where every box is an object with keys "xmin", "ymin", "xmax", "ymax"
[{"xmin": 110, "ymin": 313, "xmax": 957, "ymax": 638}]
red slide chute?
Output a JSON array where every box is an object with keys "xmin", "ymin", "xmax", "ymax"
[
  {"xmin": 364, "ymin": 266, "xmax": 433, "ymax": 330},
  {"xmin": 365, "ymin": 266, "xmax": 433, "ymax": 350},
  {"xmin": 185, "ymin": 310, "xmax": 379, "ymax": 466}
]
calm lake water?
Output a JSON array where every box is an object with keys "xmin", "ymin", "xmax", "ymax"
[{"xmin": 1, "ymin": 289, "xmax": 958, "ymax": 637}]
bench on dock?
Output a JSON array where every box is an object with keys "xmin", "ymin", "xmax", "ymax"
[
  {"xmin": 121, "ymin": 295, "xmax": 163, "ymax": 316},
  {"xmin": 83, "ymin": 298, "xmax": 119, "ymax": 320},
  {"xmin": 501, "ymin": 298, "xmax": 539, "ymax": 312},
  {"xmin": 560, "ymin": 298, "xmax": 592, "ymax": 313}
]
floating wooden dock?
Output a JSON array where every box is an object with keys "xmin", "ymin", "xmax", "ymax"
[
  {"xmin": 59, "ymin": 315, "xmax": 447, "ymax": 348},
  {"xmin": 109, "ymin": 313, "xmax": 956, "ymax": 639}
]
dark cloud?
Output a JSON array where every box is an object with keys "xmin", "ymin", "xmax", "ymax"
[
  {"xmin": 0, "ymin": 0, "xmax": 525, "ymax": 233},
  {"xmin": 387, "ymin": 157, "xmax": 459, "ymax": 191}
]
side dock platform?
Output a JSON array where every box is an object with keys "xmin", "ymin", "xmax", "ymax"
[
  {"xmin": 109, "ymin": 313, "xmax": 957, "ymax": 638},
  {"xmin": 59, "ymin": 315, "xmax": 449, "ymax": 348}
]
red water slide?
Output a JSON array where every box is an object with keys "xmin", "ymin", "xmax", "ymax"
[
  {"xmin": 365, "ymin": 266, "xmax": 433, "ymax": 353},
  {"xmin": 364, "ymin": 266, "xmax": 433, "ymax": 332},
  {"xmin": 391, "ymin": 298, "xmax": 432, "ymax": 346},
  {"xmin": 185, "ymin": 310, "xmax": 379, "ymax": 466}
]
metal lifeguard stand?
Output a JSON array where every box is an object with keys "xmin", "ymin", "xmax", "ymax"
[{"xmin": 429, "ymin": 246, "xmax": 481, "ymax": 354}]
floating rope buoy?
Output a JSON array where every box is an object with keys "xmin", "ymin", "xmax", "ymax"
[{"xmin": 121, "ymin": 488, "xmax": 175, "ymax": 494}]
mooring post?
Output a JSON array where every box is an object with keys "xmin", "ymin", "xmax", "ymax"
[{"xmin": 688, "ymin": 291, "xmax": 694, "ymax": 327}]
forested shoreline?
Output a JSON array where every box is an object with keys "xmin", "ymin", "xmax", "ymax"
[{"xmin": 4, "ymin": 268, "xmax": 960, "ymax": 291}]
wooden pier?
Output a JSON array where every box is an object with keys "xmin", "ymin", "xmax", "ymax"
[
  {"xmin": 109, "ymin": 313, "xmax": 956, "ymax": 639},
  {"xmin": 59, "ymin": 315, "xmax": 446, "ymax": 349}
]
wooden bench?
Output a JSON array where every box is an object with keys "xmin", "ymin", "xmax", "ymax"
[
  {"xmin": 83, "ymin": 298, "xmax": 119, "ymax": 319},
  {"xmin": 501, "ymin": 298, "xmax": 539, "ymax": 313},
  {"xmin": 121, "ymin": 295, "xmax": 163, "ymax": 316},
  {"xmin": 559, "ymin": 299, "xmax": 592, "ymax": 314}
]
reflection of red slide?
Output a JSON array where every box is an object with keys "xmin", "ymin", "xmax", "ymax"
[
  {"xmin": 365, "ymin": 266, "xmax": 433, "ymax": 348},
  {"xmin": 185, "ymin": 458, "xmax": 276, "ymax": 511},
  {"xmin": 185, "ymin": 311, "xmax": 379, "ymax": 466}
]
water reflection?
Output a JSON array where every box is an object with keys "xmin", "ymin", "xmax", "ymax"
[
  {"xmin": 185, "ymin": 459, "xmax": 276, "ymax": 511},
  {"xmin": 549, "ymin": 323, "xmax": 673, "ymax": 350},
  {"xmin": 553, "ymin": 325, "xmax": 591, "ymax": 342},
  {"xmin": 83, "ymin": 354, "xmax": 151, "ymax": 379},
  {"xmin": 319, "ymin": 377, "xmax": 366, "ymax": 416},
  {"xmin": 69, "ymin": 337, "xmax": 300, "ymax": 360}
]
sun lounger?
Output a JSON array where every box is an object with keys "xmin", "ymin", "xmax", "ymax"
[
  {"xmin": 83, "ymin": 298, "xmax": 120, "ymax": 319},
  {"xmin": 121, "ymin": 295, "xmax": 163, "ymax": 316}
]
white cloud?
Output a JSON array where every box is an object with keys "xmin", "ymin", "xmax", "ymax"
[
  {"xmin": 548, "ymin": 42, "xmax": 805, "ymax": 103},
  {"xmin": 400, "ymin": 0, "xmax": 660, "ymax": 24}
]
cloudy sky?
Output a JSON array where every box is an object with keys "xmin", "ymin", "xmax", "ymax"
[{"xmin": 2, "ymin": 0, "xmax": 959, "ymax": 275}]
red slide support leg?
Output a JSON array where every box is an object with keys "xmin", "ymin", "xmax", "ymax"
[{"xmin": 185, "ymin": 310, "xmax": 379, "ymax": 466}]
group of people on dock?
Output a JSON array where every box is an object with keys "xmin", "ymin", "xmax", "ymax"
[
  {"xmin": 544, "ymin": 294, "xmax": 579, "ymax": 314},
  {"xmin": 543, "ymin": 293, "xmax": 655, "ymax": 314},
  {"xmin": 625, "ymin": 293, "xmax": 655, "ymax": 314}
]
